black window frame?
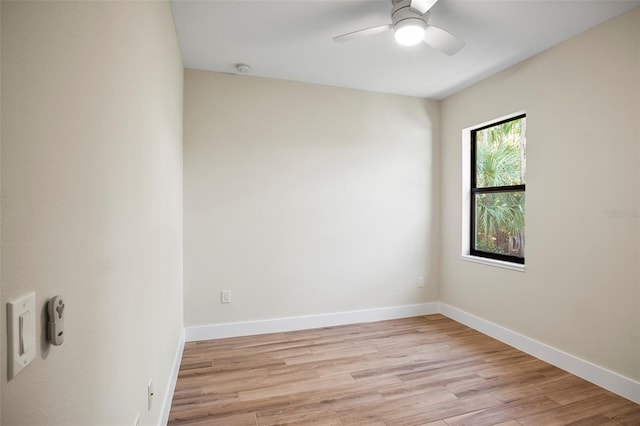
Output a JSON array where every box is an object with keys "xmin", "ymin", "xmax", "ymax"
[{"xmin": 470, "ymin": 113, "xmax": 526, "ymax": 264}]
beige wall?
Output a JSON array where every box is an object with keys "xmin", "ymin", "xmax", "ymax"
[
  {"xmin": 1, "ymin": 2, "xmax": 183, "ymax": 425},
  {"xmin": 0, "ymin": 2, "xmax": 3, "ymax": 422},
  {"xmin": 0, "ymin": 2, "xmax": 3, "ymax": 421},
  {"xmin": 184, "ymin": 70, "xmax": 439, "ymax": 327},
  {"xmin": 637, "ymin": 8, "xmax": 640, "ymax": 383},
  {"xmin": 440, "ymin": 9, "xmax": 640, "ymax": 380}
]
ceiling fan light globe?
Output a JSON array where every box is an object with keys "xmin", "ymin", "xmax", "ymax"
[{"xmin": 394, "ymin": 18, "xmax": 426, "ymax": 46}]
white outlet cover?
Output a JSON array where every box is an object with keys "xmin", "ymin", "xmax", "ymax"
[{"xmin": 148, "ymin": 379, "xmax": 154, "ymax": 411}]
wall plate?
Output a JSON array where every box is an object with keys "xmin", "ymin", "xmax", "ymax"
[{"xmin": 7, "ymin": 292, "xmax": 37, "ymax": 379}]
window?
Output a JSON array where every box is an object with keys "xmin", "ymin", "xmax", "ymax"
[{"xmin": 470, "ymin": 114, "xmax": 526, "ymax": 264}]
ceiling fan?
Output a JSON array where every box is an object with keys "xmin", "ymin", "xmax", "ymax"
[{"xmin": 333, "ymin": 0, "xmax": 465, "ymax": 56}]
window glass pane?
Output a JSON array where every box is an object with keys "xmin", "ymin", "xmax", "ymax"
[
  {"xmin": 475, "ymin": 117, "xmax": 526, "ymax": 188},
  {"xmin": 474, "ymin": 191, "xmax": 525, "ymax": 258}
]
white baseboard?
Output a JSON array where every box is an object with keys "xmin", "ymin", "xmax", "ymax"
[
  {"xmin": 185, "ymin": 303, "xmax": 439, "ymax": 342},
  {"xmin": 159, "ymin": 328, "xmax": 185, "ymax": 426},
  {"xmin": 439, "ymin": 303, "xmax": 640, "ymax": 404}
]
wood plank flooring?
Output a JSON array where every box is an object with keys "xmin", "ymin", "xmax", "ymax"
[{"xmin": 168, "ymin": 315, "xmax": 640, "ymax": 426}]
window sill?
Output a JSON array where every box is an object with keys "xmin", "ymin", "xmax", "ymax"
[{"xmin": 461, "ymin": 255, "xmax": 525, "ymax": 272}]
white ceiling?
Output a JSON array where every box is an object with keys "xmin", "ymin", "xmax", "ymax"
[{"xmin": 171, "ymin": 0, "xmax": 640, "ymax": 99}]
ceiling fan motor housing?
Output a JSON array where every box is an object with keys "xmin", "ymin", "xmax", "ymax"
[{"xmin": 391, "ymin": 0, "xmax": 429, "ymax": 26}]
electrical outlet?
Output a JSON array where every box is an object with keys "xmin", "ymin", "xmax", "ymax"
[
  {"xmin": 148, "ymin": 379, "xmax": 154, "ymax": 411},
  {"xmin": 221, "ymin": 290, "xmax": 231, "ymax": 304},
  {"xmin": 417, "ymin": 276, "xmax": 425, "ymax": 287}
]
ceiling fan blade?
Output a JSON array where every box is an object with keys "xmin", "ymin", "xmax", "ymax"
[
  {"xmin": 410, "ymin": 0, "xmax": 439, "ymax": 15},
  {"xmin": 333, "ymin": 24, "xmax": 392, "ymax": 43},
  {"xmin": 423, "ymin": 25, "xmax": 465, "ymax": 55}
]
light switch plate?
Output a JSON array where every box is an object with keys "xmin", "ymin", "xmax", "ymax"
[{"xmin": 7, "ymin": 292, "xmax": 36, "ymax": 379}]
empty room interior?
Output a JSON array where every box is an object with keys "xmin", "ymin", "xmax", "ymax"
[{"xmin": 1, "ymin": 0, "xmax": 640, "ymax": 425}]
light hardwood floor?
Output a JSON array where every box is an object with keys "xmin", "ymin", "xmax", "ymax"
[{"xmin": 168, "ymin": 315, "xmax": 640, "ymax": 425}]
